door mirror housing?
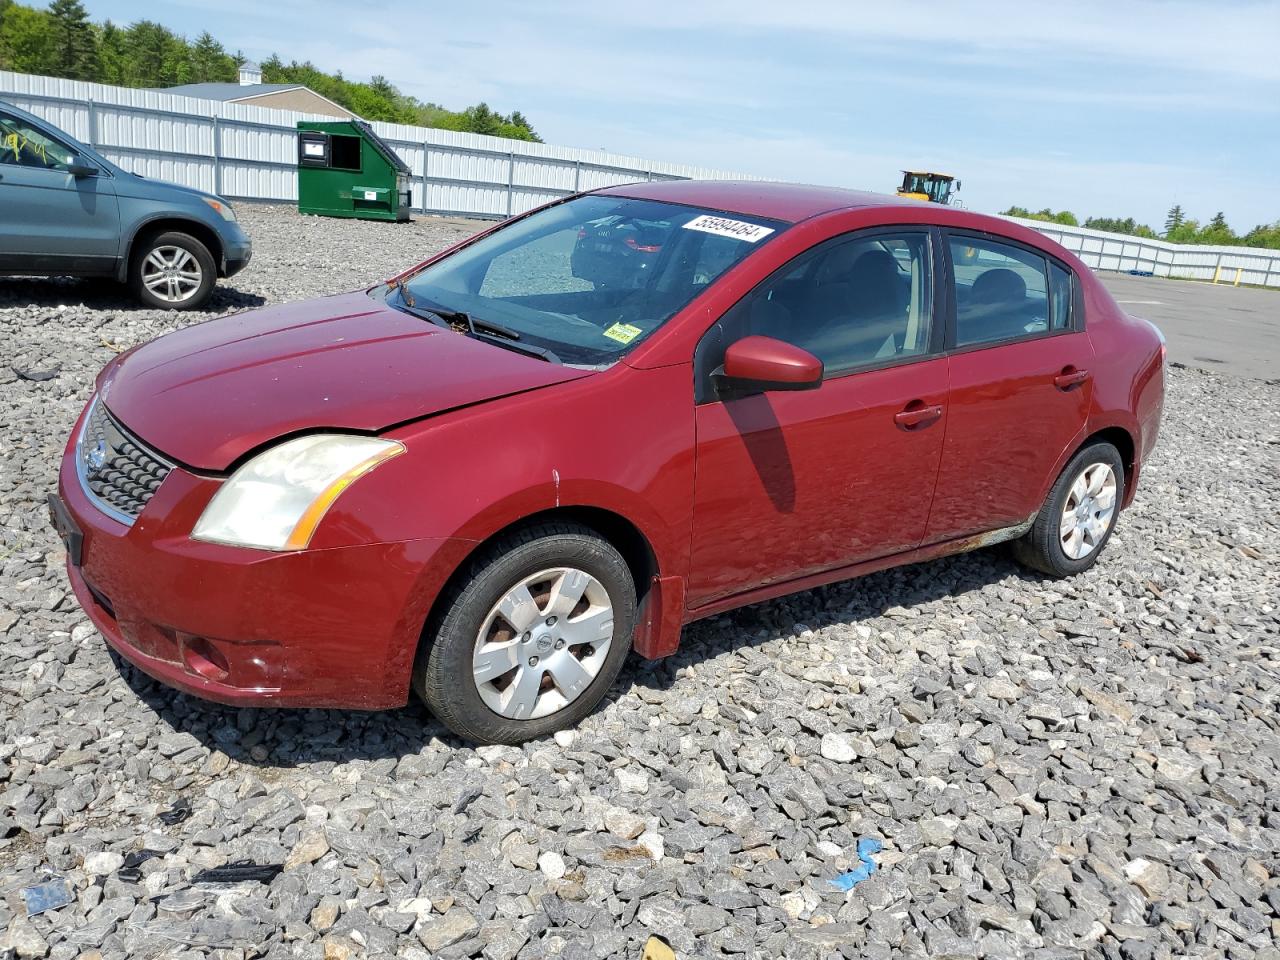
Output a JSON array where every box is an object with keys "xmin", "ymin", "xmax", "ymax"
[
  {"xmin": 713, "ymin": 335, "xmax": 823, "ymax": 399},
  {"xmin": 66, "ymin": 155, "xmax": 98, "ymax": 178}
]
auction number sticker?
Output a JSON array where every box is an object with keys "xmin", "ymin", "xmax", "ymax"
[
  {"xmin": 603, "ymin": 322, "xmax": 643, "ymax": 344},
  {"xmin": 682, "ymin": 214, "xmax": 774, "ymax": 243}
]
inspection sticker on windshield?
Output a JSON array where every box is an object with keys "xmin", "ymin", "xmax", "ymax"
[
  {"xmin": 603, "ymin": 322, "xmax": 643, "ymax": 344},
  {"xmin": 682, "ymin": 214, "xmax": 774, "ymax": 243}
]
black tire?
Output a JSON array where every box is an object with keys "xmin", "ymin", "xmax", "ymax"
[
  {"xmin": 129, "ymin": 231, "xmax": 217, "ymax": 310},
  {"xmin": 413, "ymin": 522, "xmax": 637, "ymax": 745},
  {"xmin": 1012, "ymin": 441, "xmax": 1125, "ymax": 577}
]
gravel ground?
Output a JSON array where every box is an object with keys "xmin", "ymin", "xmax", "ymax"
[{"xmin": 1, "ymin": 204, "xmax": 1278, "ymax": 960}]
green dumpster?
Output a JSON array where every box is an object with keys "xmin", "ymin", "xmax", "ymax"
[{"xmin": 296, "ymin": 120, "xmax": 411, "ymax": 222}]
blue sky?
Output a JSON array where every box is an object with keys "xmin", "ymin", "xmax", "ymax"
[{"xmin": 87, "ymin": 0, "xmax": 1277, "ymax": 230}]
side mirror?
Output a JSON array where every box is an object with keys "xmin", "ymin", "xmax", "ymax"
[
  {"xmin": 712, "ymin": 335, "xmax": 823, "ymax": 399},
  {"xmin": 67, "ymin": 155, "xmax": 98, "ymax": 178}
]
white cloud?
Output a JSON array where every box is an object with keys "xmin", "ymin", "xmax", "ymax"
[{"xmin": 562, "ymin": 0, "xmax": 1280, "ymax": 83}]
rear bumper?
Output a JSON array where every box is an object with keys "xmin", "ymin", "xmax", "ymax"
[{"xmin": 55, "ymin": 405, "xmax": 467, "ymax": 709}]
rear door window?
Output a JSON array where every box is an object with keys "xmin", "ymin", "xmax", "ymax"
[{"xmin": 950, "ymin": 236, "xmax": 1050, "ymax": 346}]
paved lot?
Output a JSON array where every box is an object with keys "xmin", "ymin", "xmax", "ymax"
[
  {"xmin": 1098, "ymin": 273, "xmax": 1279, "ymax": 380},
  {"xmin": 0, "ymin": 207, "xmax": 1278, "ymax": 959}
]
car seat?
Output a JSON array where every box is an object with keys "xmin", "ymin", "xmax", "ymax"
[
  {"xmin": 806, "ymin": 249, "xmax": 910, "ymax": 365},
  {"xmin": 961, "ymin": 268, "xmax": 1033, "ymax": 343}
]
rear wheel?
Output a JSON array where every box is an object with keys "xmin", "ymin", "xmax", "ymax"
[
  {"xmin": 1013, "ymin": 441, "xmax": 1124, "ymax": 577},
  {"xmin": 413, "ymin": 522, "xmax": 636, "ymax": 744},
  {"xmin": 130, "ymin": 231, "xmax": 216, "ymax": 310}
]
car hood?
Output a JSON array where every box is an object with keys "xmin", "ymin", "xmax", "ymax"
[
  {"xmin": 103, "ymin": 291, "xmax": 592, "ymax": 471},
  {"xmin": 112, "ymin": 167, "xmax": 222, "ymax": 204}
]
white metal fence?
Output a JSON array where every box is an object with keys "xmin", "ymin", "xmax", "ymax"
[
  {"xmin": 0, "ymin": 70, "xmax": 752, "ymax": 219},
  {"xmin": 3, "ymin": 71, "xmax": 1278, "ymax": 287},
  {"xmin": 1002, "ymin": 216, "xmax": 1280, "ymax": 288}
]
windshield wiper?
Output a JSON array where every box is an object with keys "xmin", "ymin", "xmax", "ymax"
[{"xmin": 394, "ymin": 287, "xmax": 561, "ymax": 364}]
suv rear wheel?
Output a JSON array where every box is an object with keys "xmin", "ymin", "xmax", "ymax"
[{"xmin": 130, "ymin": 231, "xmax": 216, "ymax": 310}]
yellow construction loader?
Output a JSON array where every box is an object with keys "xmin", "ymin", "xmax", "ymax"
[{"xmin": 897, "ymin": 171, "xmax": 960, "ymax": 205}]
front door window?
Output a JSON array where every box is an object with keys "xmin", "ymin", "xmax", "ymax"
[
  {"xmin": 0, "ymin": 114, "xmax": 75, "ymax": 171},
  {"xmin": 707, "ymin": 231, "xmax": 934, "ymax": 381}
]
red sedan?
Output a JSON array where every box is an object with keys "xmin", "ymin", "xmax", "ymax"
[{"xmin": 51, "ymin": 181, "xmax": 1165, "ymax": 744}]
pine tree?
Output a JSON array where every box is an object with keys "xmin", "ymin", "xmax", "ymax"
[
  {"xmin": 189, "ymin": 31, "xmax": 232, "ymax": 83},
  {"xmin": 47, "ymin": 0, "xmax": 96, "ymax": 80},
  {"xmin": 1209, "ymin": 211, "xmax": 1228, "ymax": 231},
  {"xmin": 94, "ymin": 20, "xmax": 127, "ymax": 85},
  {"xmin": 123, "ymin": 20, "xmax": 184, "ymax": 86},
  {"xmin": 1164, "ymin": 204, "xmax": 1184, "ymax": 233}
]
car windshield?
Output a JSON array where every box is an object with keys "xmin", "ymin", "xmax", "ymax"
[{"xmin": 388, "ymin": 195, "xmax": 785, "ymax": 365}]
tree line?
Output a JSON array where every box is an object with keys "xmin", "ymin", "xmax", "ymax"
[
  {"xmin": 1001, "ymin": 204, "xmax": 1280, "ymax": 250},
  {"xmin": 0, "ymin": 0, "xmax": 542, "ymax": 141}
]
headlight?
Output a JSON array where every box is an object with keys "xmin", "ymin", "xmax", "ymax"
[
  {"xmin": 192, "ymin": 435, "xmax": 404, "ymax": 551},
  {"xmin": 202, "ymin": 197, "xmax": 237, "ymax": 221}
]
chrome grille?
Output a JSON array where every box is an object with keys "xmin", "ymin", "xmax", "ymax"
[{"xmin": 77, "ymin": 398, "xmax": 173, "ymax": 524}]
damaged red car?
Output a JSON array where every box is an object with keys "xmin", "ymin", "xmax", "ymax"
[{"xmin": 51, "ymin": 181, "xmax": 1165, "ymax": 744}]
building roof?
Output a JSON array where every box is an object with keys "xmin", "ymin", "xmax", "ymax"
[
  {"xmin": 239, "ymin": 60, "xmax": 261, "ymax": 71},
  {"xmin": 599, "ymin": 179, "xmax": 909, "ymax": 223},
  {"xmin": 165, "ymin": 82, "xmax": 303, "ymax": 101}
]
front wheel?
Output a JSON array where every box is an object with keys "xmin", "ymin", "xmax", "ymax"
[
  {"xmin": 1013, "ymin": 441, "xmax": 1125, "ymax": 577},
  {"xmin": 130, "ymin": 231, "xmax": 216, "ymax": 310},
  {"xmin": 413, "ymin": 522, "xmax": 636, "ymax": 745}
]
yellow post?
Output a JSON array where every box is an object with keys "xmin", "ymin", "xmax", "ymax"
[
  {"xmin": 1212, "ymin": 264, "xmax": 1222, "ymax": 283},
  {"xmin": 1234, "ymin": 267, "xmax": 1243, "ymax": 287}
]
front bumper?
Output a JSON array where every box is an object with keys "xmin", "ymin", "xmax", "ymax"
[
  {"xmin": 222, "ymin": 251, "xmax": 251, "ymax": 278},
  {"xmin": 219, "ymin": 222, "xmax": 252, "ymax": 278},
  {"xmin": 55, "ymin": 406, "xmax": 466, "ymax": 709}
]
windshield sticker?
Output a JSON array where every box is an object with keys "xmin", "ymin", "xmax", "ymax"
[
  {"xmin": 603, "ymin": 322, "xmax": 643, "ymax": 345},
  {"xmin": 682, "ymin": 215, "xmax": 774, "ymax": 243}
]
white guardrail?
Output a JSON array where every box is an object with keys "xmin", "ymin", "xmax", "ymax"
[
  {"xmin": 3, "ymin": 71, "xmax": 1278, "ymax": 287},
  {"xmin": 1000, "ymin": 216, "xmax": 1280, "ymax": 289}
]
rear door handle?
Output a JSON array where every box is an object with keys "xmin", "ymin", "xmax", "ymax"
[
  {"xmin": 894, "ymin": 402, "xmax": 944, "ymax": 430},
  {"xmin": 1054, "ymin": 367, "xmax": 1091, "ymax": 390}
]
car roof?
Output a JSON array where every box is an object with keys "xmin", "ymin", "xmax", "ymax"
[
  {"xmin": 0, "ymin": 99, "xmax": 48, "ymax": 126},
  {"xmin": 597, "ymin": 179, "xmax": 919, "ymax": 224}
]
